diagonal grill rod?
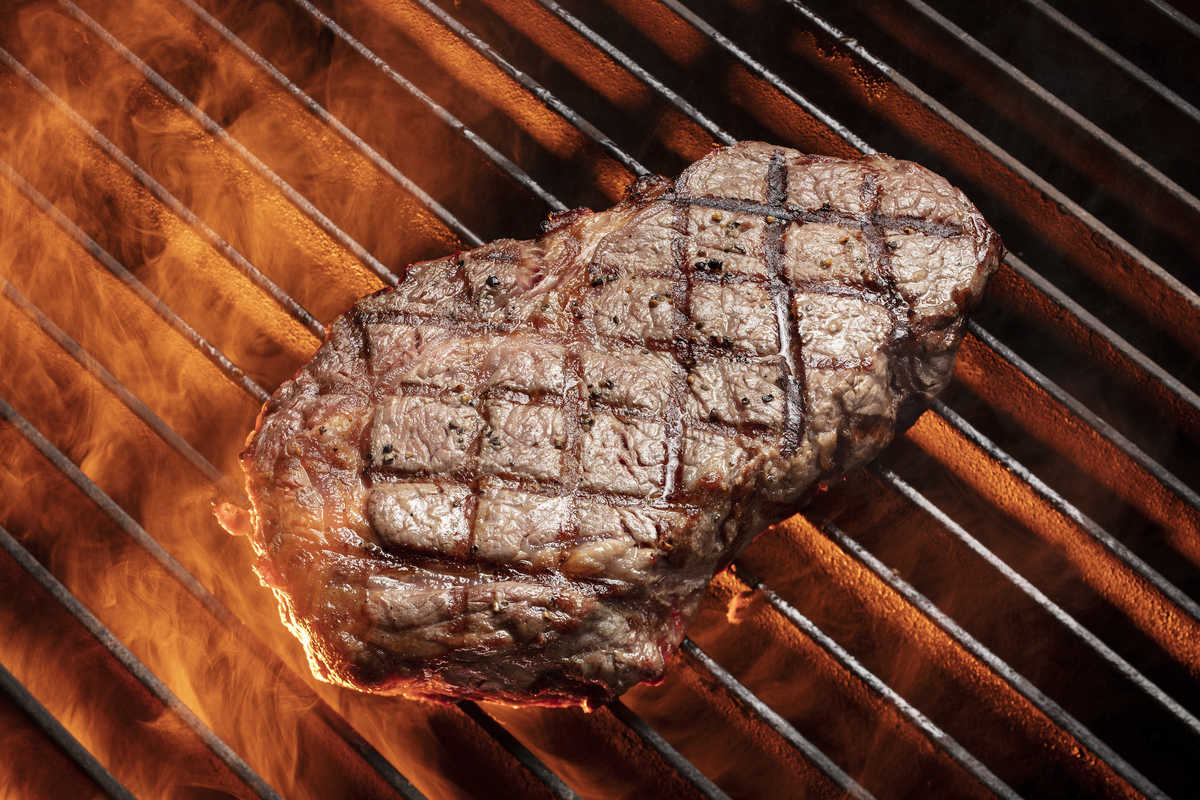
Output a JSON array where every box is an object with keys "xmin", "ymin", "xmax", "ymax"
[
  {"xmin": 0, "ymin": 156, "xmax": 269, "ymax": 404},
  {"xmin": 0, "ymin": 44, "xmax": 324, "ymax": 341},
  {"xmin": 680, "ymin": 638, "xmax": 876, "ymax": 800},
  {"xmin": 900, "ymin": 0, "xmax": 1200, "ymax": 219},
  {"xmin": 873, "ymin": 458, "xmax": 1200, "ymax": 738},
  {"xmin": 532, "ymin": 0, "xmax": 735, "ymax": 146},
  {"xmin": 607, "ymin": 699, "xmax": 732, "ymax": 800},
  {"xmin": 1000, "ymin": 251, "xmax": 1200, "ymax": 430},
  {"xmin": 408, "ymin": 0, "xmax": 648, "ymax": 176},
  {"xmin": 729, "ymin": 562, "xmax": 1023, "ymax": 800},
  {"xmin": 1143, "ymin": 0, "xmax": 1200, "ymax": 39},
  {"xmin": 966, "ymin": 319, "xmax": 1200, "ymax": 518},
  {"xmin": 55, "ymin": 0, "xmax": 403, "ymax": 286},
  {"xmin": 0, "ymin": 514, "xmax": 283, "ymax": 800},
  {"xmin": 283, "ymin": 0, "xmax": 568, "ymax": 213},
  {"xmin": 1017, "ymin": 0, "xmax": 1200, "ymax": 126},
  {"xmin": 0, "ymin": 659, "xmax": 139, "ymax": 800},
  {"xmin": 932, "ymin": 396, "xmax": 1200, "ymax": 621},
  {"xmin": 815, "ymin": 517, "xmax": 1169, "ymax": 800},
  {"xmin": 168, "ymin": 0, "xmax": 484, "ymax": 248},
  {"xmin": 458, "ymin": 702, "xmax": 580, "ymax": 800},
  {"xmin": 0, "ymin": 278, "xmax": 228, "ymax": 490}
]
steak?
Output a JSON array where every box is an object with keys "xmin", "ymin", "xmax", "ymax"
[{"xmin": 234, "ymin": 142, "xmax": 1002, "ymax": 706}]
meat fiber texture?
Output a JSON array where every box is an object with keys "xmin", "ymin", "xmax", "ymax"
[{"xmin": 238, "ymin": 142, "xmax": 1002, "ymax": 706}]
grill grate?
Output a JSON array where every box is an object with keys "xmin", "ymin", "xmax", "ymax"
[{"xmin": 0, "ymin": 0, "xmax": 1197, "ymax": 797}]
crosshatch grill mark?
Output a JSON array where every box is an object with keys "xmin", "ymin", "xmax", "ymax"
[{"xmin": 354, "ymin": 157, "xmax": 965, "ymax": 533}]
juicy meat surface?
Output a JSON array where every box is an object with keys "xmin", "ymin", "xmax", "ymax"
[{"xmin": 239, "ymin": 142, "xmax": 1002, "ymax": 706}]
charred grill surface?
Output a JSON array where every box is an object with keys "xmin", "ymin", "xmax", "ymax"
[{"xmin": 240, "ymin": 141, "xmax": 1001, "ymax": 705}]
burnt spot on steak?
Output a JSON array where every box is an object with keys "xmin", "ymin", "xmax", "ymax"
[{"xmin": 238, "ymin": 142, "xmax": 1002, "ymax": 706}]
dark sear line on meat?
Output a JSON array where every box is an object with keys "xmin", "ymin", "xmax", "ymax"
[{"xmin": 234, "ymin": 142, "xmax": 1001, "ymax": 707}]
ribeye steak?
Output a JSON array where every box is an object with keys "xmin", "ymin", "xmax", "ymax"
[{"xmin": 234, "ymin": 142, "xmax": 1002, "ymax": 706}]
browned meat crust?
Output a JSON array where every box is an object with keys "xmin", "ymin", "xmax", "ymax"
[{"xmin": 238, "ymin": 142, "xmax": 1002, "ymax": 706}]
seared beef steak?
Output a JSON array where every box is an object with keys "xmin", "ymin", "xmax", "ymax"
[{"xmin": 237, "ymin": 142, "xmax": 1001, "ymax": 706}]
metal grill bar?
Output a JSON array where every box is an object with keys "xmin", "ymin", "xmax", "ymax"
[
  {"xmin": 0, "ymin": 517, "xmax": 284, "ymax": 800},
  {"xmin": 901, "ymin": 0, "xmax": 1200, "ymax": 216},
  {"xmin": 872, "ymin": 460, "xmax": 1200, "ymax": 737},
  {"xmin": 651, "ymin": 0, "xmax": 874, "ymax": 154},
  {"xmin": 729, "ymin": 563, "xmax": 1023, "ymax": 800},
  {"xmin": 680, "ymin": 638, "xmax": 876, "ymax": 800},
  {"xmin": 0, "ymin": 278, "xmax": 227, "ymax": 489},
  {"xmin": 0, "ymin": 44, "xmax": 324, "ymax": 341},
  {"xmin": 458, "ymin": 702, "xmax": 581, "ymax": 800},
  {"xmin": 816, "ymin": 519, "xmax": 1167, "ymax": 800},
  {"xmin": 531, "ymin": 0, "xmax": 735, "ymax": 144},
  {"xmin": 930, "ymin": 399, "xmax": 1200, "ymax": 620},
  {"xmin": 0, "ymin": 660, "xmax": 139, "ymax": 800},
  {"xmin": 0, "ymin": 388, "xmax": 247, "ymax": 628},
  {"xmin": 606, "ymin": 699, "xmax": 731, "ymax": 800},
  {"xmin": 172, "ymin": 0, "xmax": 484, "ymax": 249},
  {"xmin": 1018, "ymin": 0, "xmax": 1200, "ymax": 125},
  {"xmin": 409, "ymin": 0, "xmax": 648, "ymax": 175},
  {"xmin": 965, "ymin": 321, "xmax": 1200, "ymax": 512},
  {"xmin": 1145, "ymin": 0, "xmax": 1200, "ymax": 38},
  {"xmin": 285, "ymin": 0, "xmax": 568, "ymax": 213},
  {"xmin": 54, "ymin": 0, "xmax": 403, "ymax": 286},
  {"xmin": 1001, "ymin": 252, "xmax": 1200, "ymax": 420},
  {"xmin": 0, "ymin": 157, "xmax": 270, "ymax": 404}
]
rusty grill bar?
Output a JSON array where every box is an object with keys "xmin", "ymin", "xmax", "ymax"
[{"xmin": 0, "ymin": 0, "xmax": 1196, "ymax": 797}]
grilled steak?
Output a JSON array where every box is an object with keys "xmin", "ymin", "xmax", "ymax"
[{"xmin": 235, "ymin": 142, "xmax": 1002, "ymax": 706}]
